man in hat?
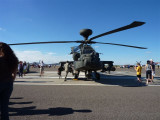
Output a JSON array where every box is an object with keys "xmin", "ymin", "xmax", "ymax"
[
  {"xmin": 64, "ymin": 61, "xmax": 74, "ymax": 81},
  {"xmin": 64, "ymin": 61, "xmax": 69, "ymax": 81},
  {"xmin": 150, "ymin": 59, "xmax": 159, "ymax": 82}
]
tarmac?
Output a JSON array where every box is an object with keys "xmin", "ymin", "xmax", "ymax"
[
  {"xmin": 14, "ymin": 67, "xmax": 160, "ymax": 86},
  {"xmin": 8, "ymin": 67, "xmax": 160, "ymax": 120}
]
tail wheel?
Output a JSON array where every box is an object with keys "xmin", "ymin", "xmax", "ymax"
[{"xmin": 95, "ymin": 72, "xmax": 100, "ymax": 80}]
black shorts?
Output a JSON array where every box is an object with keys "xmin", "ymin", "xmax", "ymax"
[{"xmin": 137, "ymin": 75, "xmax": 141, "ymax": 78}]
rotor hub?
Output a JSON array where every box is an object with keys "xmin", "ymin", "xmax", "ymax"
[{"xmin": 80, "ymin": 29, "xmax": 92, "ymax": 40}]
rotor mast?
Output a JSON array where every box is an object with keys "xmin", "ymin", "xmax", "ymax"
[{"xmin": 80, "ymin": 29, "xmax": 92, "ymax": 43}]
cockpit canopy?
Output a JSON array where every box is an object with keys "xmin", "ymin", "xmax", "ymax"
[
  {"xmin": 71, "ymin": 46, "xmax": 80, "ymax": 53},
  {"xmin": 71, "ymin": 45, "xmax": 95, "ymax": 54},
  {"xmin": 82, "ymin": 46, "xmax": 95, "ymax": 54}
]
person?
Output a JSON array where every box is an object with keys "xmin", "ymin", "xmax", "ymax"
[
  {"xmin": 23, "ymin": 61, "xmax": 27, "ymax": 76},
  {"xmin": 64, "ymin": 61, "xmax": 74, "ymax": 81},
  {"xmin": 145, "ymin": 60, "xmax": 152, "ymax": 84},
  {"xmin": 64, "ymin": 61, "xmax": 69, "ymax": 81},
  {"xmin": 128, "ymin": 65, "xmax": 130, "ymax": 69},
  {"xmin": 18, "ymin": 61, "xmax": 23, "ymax": 77},
  {"xmin": 27, "ymin": 62, "xmax": 30, "ymax": 73},
  {"xmin": 57, "ymin": 66, "xmax": 64, "ymax": 79},
  {"xmin": 150, "ymin": 59, "xmax": 159, "ymax": 82},
  {"xmin": 134, "ymin": 63, "xmax": 142, "ymax": 82},
  {"xmin": 0, "ymin": 42, "xmax": 18, "ymax": 120},
  {"xmin": 39, "ymin": 60, "xmax": 44, "ymax": 77}
]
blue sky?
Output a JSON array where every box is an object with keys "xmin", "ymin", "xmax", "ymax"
[{"xmin": 0, "ymin": 0, "xmax": 159, "ymax": 65}]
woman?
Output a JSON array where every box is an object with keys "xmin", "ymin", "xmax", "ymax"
[
  {"xmin": 18, "ymin": 61, "xmax": 23, "ymax": 77},
  {"xmin": 0, "ymin": 42, "xmax": 18, "ymax": 120}
]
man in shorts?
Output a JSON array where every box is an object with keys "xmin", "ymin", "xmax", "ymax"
[
  {"xmin": 150, "ymin": 59, "xmax": 159, "ymax": 82},
  {"xmin": 39, "ymin": 60, "xmax": 44, "ymax": 77}
]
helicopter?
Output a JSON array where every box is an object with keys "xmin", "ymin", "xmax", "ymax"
[{"xmin": 9, "ymin": 21, "xmax": 147, "ymax": 80}]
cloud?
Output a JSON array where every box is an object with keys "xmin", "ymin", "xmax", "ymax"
[
  {"xmin": 0, "ymin": 27, "xmax": 6, "ymax": 31},
  {"xmin": 94, "ymin": 46, "xmax": 99, "ymax": 49},
  {"xmin": 146, "ymin": 51, "xmax": 152, "ymax": 54},
  {"xmin": 47, "ymin": 52, "xmax": 56, "ymax": 55},
  {"xmin": 14, "ymin": 50, "xmax": 72, "ymax": 64}
]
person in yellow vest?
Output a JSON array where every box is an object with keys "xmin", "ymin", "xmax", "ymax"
[{"xmin": 134, "ymin": 63, "xmax": 142, "ymax": 82}]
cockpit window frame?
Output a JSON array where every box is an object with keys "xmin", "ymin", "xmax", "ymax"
[{"xmin": 82, "ymin": 46, "xmax": 95, "ymax": 54}]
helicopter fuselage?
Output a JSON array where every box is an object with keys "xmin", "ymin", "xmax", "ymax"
[{"xmin": 72, "ymin": 45, "xmax": 103, "ymax": 71}]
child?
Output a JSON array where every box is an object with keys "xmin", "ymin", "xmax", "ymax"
[{"xmin": 134, "ymin": 63, "xmax": 142, "ymax": 82}]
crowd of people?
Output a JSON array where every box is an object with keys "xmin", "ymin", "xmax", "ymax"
[
  {"xmin": 135, "ymin": 59, "xmax": 159, "ymax": 85},
  {"xmin": 18, "ymin": 61, "xmax": 30, "ymax": 77},
  {"xmin": 18, "ymin": 60, "xmax": 47, "ymax": 77}
]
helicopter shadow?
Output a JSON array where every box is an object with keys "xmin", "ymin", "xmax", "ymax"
[
  {"xmin": 9, "ymin": 107, "xmax": 92, "ymax": 116},
  {"xmin": 96, "ymin": 73, "xmax": 147, "ymax": 87},
  {"xmin": 9, "ymin": 97, "xmax": 92, "ymax": 116}
]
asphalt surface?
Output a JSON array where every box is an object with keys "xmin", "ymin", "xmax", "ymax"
[
  {"xmin": 8, "ymin": 67, "xmax": 160, "ymax": 120},
  {"xmin": 10, "ymin": 85, "xmax": 160, "ymax": 120}
]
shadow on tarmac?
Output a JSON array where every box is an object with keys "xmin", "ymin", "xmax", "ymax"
[
  {"xmin": 66, "ymin": 73, "xmax": 147, "ymax": 87},
  {"xmin": 27, "ymin": 71, "xmax": 39, "ymax": 73},
  {"xmin": 95, "ymin": 74, "xmax": 147, "ymax": 87},
  {"xmin": 9, "ymin": 107, "xmax": 92, "ymax": 116},
  {"xmin": 9, "ymin": 98, "xmax": 92, "ymax": 116},
  {"xmin": 154, "ymin": 77, "xmax": 160, "ymax": 80}
]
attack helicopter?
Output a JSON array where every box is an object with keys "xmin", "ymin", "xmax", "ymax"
[{"xmin": 9, "ymin": 21, "xmax": 147, "ymax": 80}]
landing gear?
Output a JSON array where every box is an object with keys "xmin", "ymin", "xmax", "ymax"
[
  {"xmin": 74, "ymin": 70, "xmax": 80, "ymax": 79},
  {"xmin": 85, "ymin": 70, "xmax": 92, "ymax": 80},
  {"xmin": 94, "ymin": 71, "xmax": 100, "ymax": 80},
  {"xmin": 85, "ymin": 70, "xmax": 100, "ymax": 80},
  {"xmin": 73, "ymin": 70, "xmax": 101, "ymax": 81}
]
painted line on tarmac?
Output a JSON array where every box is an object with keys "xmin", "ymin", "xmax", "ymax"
[
  {"xmin": 147, "ymin": 85, "xmax": 160, "ymax": 86},
  {"xmin": 16, "ymin": 76, "xmax": 110, "ymax": 79},
  {"xmin": 16, "ymin": 76, "xmax": 137, "ymax": 80},
  {"xmin": 16, "ymin": 76, "xmax": 86, "ymax": 79},
  {"xmin": 14, "ymin": 83, "xmax": 118, "ymax": 86},
  {"xmin": 13, "ymin": 83, "xmax": 160, "ymax": 86}
]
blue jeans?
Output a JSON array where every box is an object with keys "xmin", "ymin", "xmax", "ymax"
[{"xmin": 0, "ymin": 82, "xmax": 13, "ymax": 120}]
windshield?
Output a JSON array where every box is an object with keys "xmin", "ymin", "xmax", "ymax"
[
  {"xmin": 83, "ymin": 49, "xmax": 94, "ymax": 54},
  {"xmin": 71, "ymin": 46, "xmax": 80, "ymax": 53}
]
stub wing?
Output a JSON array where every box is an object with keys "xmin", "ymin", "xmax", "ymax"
[
  {"xmin": 101, "ymin": 61, "xmax": 116, "ymax": 72},
  {"xmin": 59, "ymin": 61, "xmax": 74, "ymax": 67},
  {"xmin": 101, "ymin": 61, "xmax": 114, "ymax": 65}
]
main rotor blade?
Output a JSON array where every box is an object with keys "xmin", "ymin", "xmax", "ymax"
[
  {"xmin": 89, "ymin": 21, "xmax": 145, "ymax": 41},
  {"xmin": 91, "ymin": 41, "xmax": 147, "ymax": 49},
  {"xmin": 8, "ymin": 41, "xmax": 82, "ymax": 45}
]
